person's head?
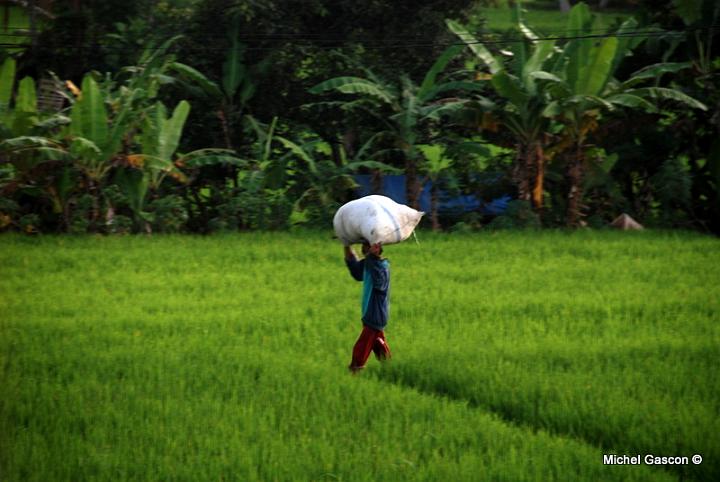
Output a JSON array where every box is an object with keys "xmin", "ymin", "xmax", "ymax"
[{"xmin": 361, "ymin": 241, "xmax": 383, "ymax": 257}]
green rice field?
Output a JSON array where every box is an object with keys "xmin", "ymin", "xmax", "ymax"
[
  {"xmin": 1, "ymin": 230, "xmax": 718, "ymax": 481},
  {"xmin": 476, "ymin": 0, "xmax": 630, "ymax": 33}
]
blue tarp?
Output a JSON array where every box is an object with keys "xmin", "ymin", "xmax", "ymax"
[{"xmin": 353, "ymin": 175, "xmax": 510, "ymax": 216}]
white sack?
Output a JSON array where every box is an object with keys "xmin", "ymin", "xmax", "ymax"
[{"xmin": 333, "ymin": 195, "xmax": 424, "ymax": 246}]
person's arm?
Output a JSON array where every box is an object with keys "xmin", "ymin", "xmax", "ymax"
[{"xmin": 344, "ymin": 246, "xmax": 364, "ymax": 281}]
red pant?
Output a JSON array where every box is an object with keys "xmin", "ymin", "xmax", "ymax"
[{"xmin": 349, "ymin": 325, "xmax": 391, "ymax": 372}]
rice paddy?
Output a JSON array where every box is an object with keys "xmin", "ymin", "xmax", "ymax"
[{"xmin": 1, "ymin": 230, "xmax": 718, "ymax": 481}]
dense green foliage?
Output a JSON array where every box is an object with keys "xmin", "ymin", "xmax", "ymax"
[
  {"xmin": 0, "ymin": 0, "xmax": 718, "ymax": 234},
  {"xmin": 1, "ymin": 231, "xmax": 718, "ymax": 480}
]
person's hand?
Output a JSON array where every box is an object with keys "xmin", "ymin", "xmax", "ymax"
[{"xmin": 369, "ymin": 243, "xmax": 382, "ymax": 256}]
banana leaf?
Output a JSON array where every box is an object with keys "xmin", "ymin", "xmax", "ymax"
[
  {"xmin": 609, "ymin": 17, "xmax": 643, "ymax": 75},
  {"xmin": 102, "ymin": 87, "xmax": 141, "ymax": 163},
  {"xmin": 159, "ymin": 100, "xmax": 190, "ymax": 162},
  {"xmin": 342, "ymin": 160, "xmax": 401, "ymax": 174},
  {"xmin": 419, "ymin": 100, "xmax": 471, "ymax": 121},
  {"xmin": 446, "ymin": 19, "xmax": 502, "ymax": 74},
  {"xmin": 417, "ymin": 44, "xmax": 463, "ymax": 101},
  {"xmin": 0, "ymin": 135, "xmax": 69, "ymax": 168},
  {"xmin": 522, "ymin": 40, "xmax": 556, "ymax": 95},
  {"xmin": 69, "ymin": 136, "xmax": 102, "ymax": 161},
  {"xmin": 14, "ymin": 77, "xmax": 37, "ymax": 114},
  {"xmin": 0, "ymin": 58, "xmax": 15, "ymax": 113},
  {"xmin": 491, "ymin": 70, "xmax": 529, "ymax": 106},
  {"xmin": 563, "ymin": 94, "xmax": 615, "ymax": 111},
  {"xmin": 309, "ymin": 77, "xmax": 394, "ymax": 105},
  {"xmin": 178, "ymin": 149, "xmax": 248, "ymax": 168},
  {"xmin": 70, "ymin": 75, "xmax": 109, "ymax": 149},
  {"xmin": 352, "ymin": 132, "xmax": 387, "ymax": 164},
  {"xmin": 448, "ymin": 141, "xmax": 492, "ymax": 158},
  {"xmin": 530, "ymin": 71, "xmax": 564, "ymax": 83},
  {"xmin": 170, "ymin": 62, "xmax": 223, "ymax": 98},
  {"xmin": 400, "ymin": 77, "xmax": 418, "ymax": 134},
  {"xmin": 621, "ymin": 62, "xmax": 692, "ymax": 88},
  {"xmin": 140, "ymin": 102, "xmax": 163, "ymax": 160},
  {"xmin": 565, "ymin": 3, "xmax": 593, "ymax": 93},
  {"xmin": 35, "ymin": 115, "xmax": 71, "ymax": 131},
  {"xmin": 11, "ymin": 78, "xmax": 38, "ymax": 136},
  {"xmin": 223, "ymin": 39, "xmax": 247, "ymax": 99},
  {"xmin": 115, "ymin": 167, "xmax": 149, "ymax": 217},
  {"xmin": 423, "ymin": 81, "xmax": 488, "ymax": 100},
  {"xmin": 625, "ymin": 87, "xmax": 707, "ymax": 111},
  {"xmin": 277, "ymin": 136, "xmax": 318, "ymax": 175},
  {"xmin": 519, "ymin": 21, "xmax": 540, "ymax": 42},
  {"xmin": 605, "ymin": 93, "xmax": 657, "ymax": 112},
  {"xmin": 575, "ymin": 37, "xmax": 618, "ymax": 97}
]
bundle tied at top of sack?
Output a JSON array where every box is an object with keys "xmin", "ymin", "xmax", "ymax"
[{"xmin": 333, "ymin": 195, "xmax": 424, "ymax": 246}]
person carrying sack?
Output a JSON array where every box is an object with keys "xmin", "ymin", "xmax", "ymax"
[{"xmin": 344, "ymin": 242, "xmax": 391, "ymax": 373}]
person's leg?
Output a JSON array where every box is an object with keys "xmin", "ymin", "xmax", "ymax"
[
  {"xmin": 349, "ymin": 325, "xmax": 377, "ymax": 373},
  {"xmin": 372, "ymin": 330, "xmax": 391, "ymax": 361}
]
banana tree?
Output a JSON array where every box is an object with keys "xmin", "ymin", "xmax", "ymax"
[
  {"xmin": 63, "ymin": 35, "xmax": 188, "ymax": 186},
  {"xmin": 0, "ymin": 57, "xmax": 71, "ymax": 159},
  {"xmin": 65, "ymin": 73, "xmax": 138, "ymax": 221},
  {"xmin": 115, "ymin": 100, "xmax": 191, "ymax": 231},
  {"xmin": 537, "ymin": 3, "xmax": 707, "ymax": 226},
  {"xmin": 663, "ymin": 0, "xmax": 720, "ymax": 232},
  {"xmin": 275, "ymin": 134, "xmax": 401, "ymax": 225},
  {"xmin": 171, "ymin": 14, "xmax": 266, "ymax": 151},
  {"xmin": 309, "ymin": 45, "xmax": 480, "ymax": 209},
  {"xmin": 0, "ymin": 72, "xmax": 39, "ymax": 142},
  {"xmin": 0, "ymin": 57, "xmax": 73, "ymax": 226},
  {"xmin": 448, "ymin": 16, "xmax": 556, "ymax": 213},
  {"xmin": 672, "ymin": 0, "xmax": 719, "ymax": 76},
  {"xmin": 0, "ymin": 4, "xmax": 51, "ymax": 55},
  {"xmin": 417, "ymin": 144, "xmax": 454, "ymax": 231},
  {"xmin": 135, "ymin": 100, "xmax": 191, "ymax": 190}
]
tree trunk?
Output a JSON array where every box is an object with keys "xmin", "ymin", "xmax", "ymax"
[
  {"xmin": 405, "ymin": 156, "xmax": 421, "ymax": 210},
  {"xmin": 514, "ymin": 141, "xmax": 546, "ymax": 215},
  {"xmin": 87, "ymin": 177, "xmax": 100, "ymax": 232},
  {"xmin": 62, "ymin": 199, "xmax": 71, "ymax": 233},
  {"xmin": 598, "ymin": 0, "xmax": 610, "ymax": 8},
  {"xmin": 330, "ymin": 139, "xmax": 343, "ymax": 166},
  {"xmin": 370, "ymin": 168, "xmax": 383, "ymax": 194},
  {"xmin": 28, "ymin": 0, "xmax": 37, "ymax": 47},
  {"xmin": 191, "ymin": 186, "xmax": 208, "ymax": 232},
  {"xmin": 531, "ymin": 142, "xmax": 545, "ymax": 214},
  {"xmin": 216, "ymin": 108, "xmax": 239, "ymax": 188},
  {"xmin": 342, "ymin": 129, "xmax": 356, "ymax": 159},
  {"xmin": 217, "ymin": 107, "xmax": 233, "ymax": 150},
  {"xmin": 566, "ymin": 144, "xmax": 585, "ymax": 227},
  {"xmin": 513, "ymin": 143, "xmax": 532, "ymax": 204},
  {"xmin": 431, "ymin": 182, "xmax": 440, "ymax": 231}
]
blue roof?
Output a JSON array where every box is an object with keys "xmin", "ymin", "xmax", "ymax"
[{"xmin": 353, "ymin": 175, "xmax": 510, "ymax": 215}]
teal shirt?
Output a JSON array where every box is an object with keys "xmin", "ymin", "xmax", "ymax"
[{"xmin": 346, "ymin": 256, "xmax": 390, "ymax": 330}]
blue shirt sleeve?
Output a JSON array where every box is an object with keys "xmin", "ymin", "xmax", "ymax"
[{"xmin": 345, "ymin": 257, "xmax": 364, "ymax": 282}]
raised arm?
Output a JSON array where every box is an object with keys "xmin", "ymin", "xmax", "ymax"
[{"xmin": 344, "ymin": 246, "xmax": 364, "ymax": 281}]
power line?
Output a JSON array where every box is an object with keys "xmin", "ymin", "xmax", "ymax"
[
  {"xmin": 0, "ymin": 23, "xmax": 679, "ymax": 34},
  {"xmin": 2, "ymin": 24, "xmax": 714, "ymax": 53},
  {"xmin": 0, "ymin": 22, "xmax": 716, "ymax": 41}
]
